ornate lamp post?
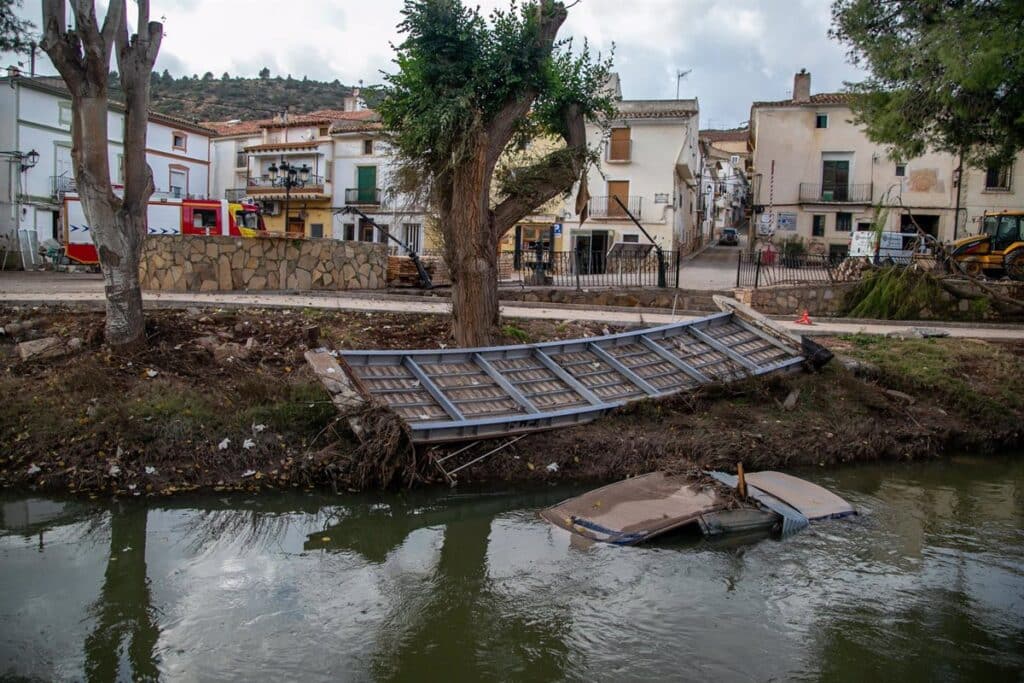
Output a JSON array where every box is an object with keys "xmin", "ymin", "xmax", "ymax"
[{"xmin": 266, "ymin": 160, "xmax": 310, "ymax": 232}]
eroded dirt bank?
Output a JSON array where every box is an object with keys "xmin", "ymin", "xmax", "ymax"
[{"xmin": 1, "ymin": 306, "xmax": 1021, "ymax": 495}]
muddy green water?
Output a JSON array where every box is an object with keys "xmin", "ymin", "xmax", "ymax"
[{"xmin": 1, "ymin": 457, "xmax": 1022, "ymax": 682}]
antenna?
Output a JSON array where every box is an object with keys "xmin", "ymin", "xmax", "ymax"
[{"xmin": 676, "ymin": 69, "xmax": 692, "ymax": 99}]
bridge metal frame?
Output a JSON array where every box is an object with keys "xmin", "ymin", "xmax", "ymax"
[{"xmin": 333, "ymin": 309, "xmax": 807, "ymax": 444}]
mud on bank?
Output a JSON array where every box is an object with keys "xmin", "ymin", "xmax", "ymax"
[{"xmin": 1, "ymin": 306, "xmax": 1022, "ymax": 495}]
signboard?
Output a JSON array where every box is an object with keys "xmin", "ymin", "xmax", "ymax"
[
  {"xmin": 758, "ymin": 213, "xmax": 775, "ymax": 236},
  {"xmin": 552, "ymin": 223, "xmax": 563, "ymax": 236},
  {"xmin": 777, "ymin": 212, "xmax": 797, "ymax": 232}
]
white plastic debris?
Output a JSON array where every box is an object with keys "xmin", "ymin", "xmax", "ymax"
[
  {"xmin": 144, "ymin": 466, "xmax": 157, "ymax": 475},
  {"xmin": 546, "ymin": 462, "xmax": 559, "ymax": 473},
  {"xmin": 218, "ymin": 438, "xmax": 231, "ymax": 450},
  {"xmin": 241, "ymin": 469, "xmax": 257, "ymax": 478},
  {"xmin": 108, "ymin": 465, "xmax": 121, "ymax": 476},
  {"xmin": 27, "ymin": 464, "xmax": 41, "ymax": 475},
  {"xmin": 252, "ymin": 423, "xmax": 267, "ymax": 433},
  {"xmin": 242, "ymin": 438, "xmax": 256, "ymax": 450},
  {"xmin": 145, "ymin": 369, "xmax": 159, "ymax": 378}
]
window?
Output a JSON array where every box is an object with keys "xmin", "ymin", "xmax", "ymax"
[
  {"xmin": 116, "ymin": 154, "xmax": 124, "ymax": 183},
  {"xmin": 815, "ymin": 113, "xmax": 828, "ymax": 129},
  {"xmin": 985, "ymin": 164, "xmax": 1012, "ymax": 191},
  {"xmin": 172, "ymin": 132, "xmax": 187, "ymax": 152},
  {"xmin": 895, "ymin": 164, "xmax": 906, "ymax": 177},
  {"xmin": 310, "ymin": 223, "xmax": 324, "ymax": 239},
  {"xmin": 169, "ymin": 168, "xmax": 188, "ymax": 198},
  {"xmin": 58, "ymin": 101, "xmax": 72, "ymax": 127},
  {"xmin": 402, "ymin": 223, "xmax": 422, "ymax": 253},
  {"xmin": 608, "ymin": 127, "xmax": 631, "ymax": 161},
  {"xmin": 343, "ymin": 224, "xmax": 355, "ymax": 241},
  {"xmin": 359, "ymin": 219, "xmax": 375, "ymax": 242},
  {"xmin": 319, "ymin": 126, "xmax": 330, "ymax": 136},
  {"xmin": 829, "ymin": 244, "xmax": 849, "ymax": 260},
  {"xmin": 235, "ymin": 151, "xmax": 247, "ymax": 169},
  {"xmin": 192, "ymin": 208, "xmax": 217, "ymax": 228},
  {"xmin": 812, "ymin": 214, "xmax": 826, "ymax": 237},
  {"xmin": 856, "ymin": 221, "xmax": 873, "ymax": 232},
  {"xmin": 363, "ymin": 139, "xmax": 374, "ymax": 155},
  {"xmin": 622, "ymin": 234, "xmax": 640, "ymax": 243},
  {"xmin": 836, "ymin": 212, "xmax": 852, "ymax": 232}
]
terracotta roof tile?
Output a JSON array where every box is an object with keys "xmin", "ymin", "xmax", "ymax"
[
  {"xmin": 700, "ymin": 128, "xmax": 749, "ymax": 143},
  {"xmin": 203, "ymin": 109, "xmax": 378, "ymax": 138},
  {"xmin": 752, "ymin": 92, "xmax": 850, "ymax": 108}
]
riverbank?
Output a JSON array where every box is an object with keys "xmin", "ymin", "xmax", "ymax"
[{"xmin": 1, "ymin": 306, "xmax": 1022, "ymax": 495}]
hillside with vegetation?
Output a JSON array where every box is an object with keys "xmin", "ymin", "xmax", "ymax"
[{"xmin": 107, "ymin": 70, "xmax": 384, "ymax": 122}]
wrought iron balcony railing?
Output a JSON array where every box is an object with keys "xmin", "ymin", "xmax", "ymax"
[
  {"xmin": 587, "ymin": 195, "xmax": 643, "ymax": 219},
  {"xmin": 798, "ymin": 183, "xmax": 872, "ymax": 203},
  {"xmin": 345, "ymin": 187, "xmax": 382, "ymax": 205}
]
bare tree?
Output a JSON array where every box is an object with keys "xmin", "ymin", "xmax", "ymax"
[{"xmin": 41, "ymin": 0, "xmax": 161, "ymax": 348}]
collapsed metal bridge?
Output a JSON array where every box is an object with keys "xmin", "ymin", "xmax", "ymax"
[{"xmin": 313, "ymin": 300, "xmax": 810, "ymax": 445}]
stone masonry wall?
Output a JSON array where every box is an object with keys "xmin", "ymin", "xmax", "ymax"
[
  {"xmin": 734, "ymin": 282, "xmax": 858, "ymax": 317},
  {"xmin": 139, "ymin": 236, "xmax": 387, "ymax": 292}
]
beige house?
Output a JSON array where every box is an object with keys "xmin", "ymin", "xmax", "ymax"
[{"xmin": 750, "ymin": 70, "xmax": 1023, "ymax": 258}]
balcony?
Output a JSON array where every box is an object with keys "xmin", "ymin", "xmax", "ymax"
[
  {"xmin": 246, "ymin": 175, "xmax": 329, "ymax": 200},
  {"xmin": 799, "ymin": 183, "xmax": 872, "ymax": 204},
  {"xmin": 345, "ymin": 187, "xmax": 382, "ymax": 206},
  {"xmin": 51, "ymin": 175, "xmax": 76, "ymax": 199},
  {"xmin": 588, "ymin": 195, "xmax": 643, "ymax": 220}
]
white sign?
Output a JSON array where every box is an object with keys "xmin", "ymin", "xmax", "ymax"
[{"xmin": 777, "ymin": 212, "xmax": 797, "ymax": 231}]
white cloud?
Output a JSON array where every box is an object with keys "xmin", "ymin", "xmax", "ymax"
[{"xmin": 5, "ymin": 0, "xmax": 866, "ymax": 127}]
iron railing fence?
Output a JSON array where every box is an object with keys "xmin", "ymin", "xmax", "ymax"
[
  {"xmin": 50, "ymin": 174, "xmax": 76, "ymax": 198},
  {"xmin": 798, "ymin": 183, "xmax": 873, "ymax": 204},
  {"xmin": 246, "ymin": 175, "xmax": 326, "ymax": 190},
  {"xmin": 736, "ymin": 250, "xmax": 838, "ymax": 288},
  {"xmin": 587, "ymin": 195, "xmax": 644, "ymax": 219}
]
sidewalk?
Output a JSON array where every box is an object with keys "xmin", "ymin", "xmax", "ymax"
[{"xmin": 3, "ymin": 275, "xmax": 1023, "ymax": 340}]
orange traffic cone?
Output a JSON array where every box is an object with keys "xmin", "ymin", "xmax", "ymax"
[{"xmin": 795, "ymin": 309, "xmax": 813, "ymax": 325}]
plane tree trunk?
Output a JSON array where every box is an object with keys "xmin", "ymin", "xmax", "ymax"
[{"xmin": 41, "ymin": 0, "xmax": 162, "ymax": 349}]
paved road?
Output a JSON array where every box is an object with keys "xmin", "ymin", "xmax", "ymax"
[{"xmin": 3, "ymin": 271, "xmax": 1023, "ymax": 340}]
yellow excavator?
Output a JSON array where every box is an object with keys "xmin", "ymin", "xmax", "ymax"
[{"xmin": 950, "ymin": 210, "xmax": 1024, "ymax": 280}]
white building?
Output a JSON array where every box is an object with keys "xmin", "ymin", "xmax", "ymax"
[
  {"xmin": 698, "ymin": 129, "xmax": 751, "ymax": 243},
  {"xmin": 750, "ymin": 69, "xmax": 1023, "ymax": 258},
  {"xmin": 0, "ymin": 72, "xmax": 213, "ymax": 268},
  {"xmin": 558, "ymin": 78, "xmax": 700, "ymax": 264}
]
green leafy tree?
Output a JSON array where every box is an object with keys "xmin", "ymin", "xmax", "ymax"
[
  {"xmin": 380, "ymin": 0, "xmax": 615, "ymax": 346},
  {"xmin": 1, "ymin": 0, "xmax": 34, "ymax": 53},
  {"xmin": 831, "ymin": 0, "xmax": 1024, "ymax": 167},
  {"xmin": 259, "ymin": 66, "xmax": 270, "ymax": 79}
]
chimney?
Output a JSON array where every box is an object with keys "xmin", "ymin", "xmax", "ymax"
[{"xmin": 793, "ymin": 69, "xmax": 811, "ymax": 103}]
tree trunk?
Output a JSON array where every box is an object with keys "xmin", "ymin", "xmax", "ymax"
[
  {"xmin": 73, "ymin": 95, "xmax": 146, "ymax": 347},
  {"xmin": 447, "ymin": 146, "xmax": 501, "ymax": 347}
]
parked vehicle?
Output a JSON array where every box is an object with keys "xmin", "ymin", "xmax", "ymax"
[
  {"xmin": 951, "ymin": 210, "xmax": 1024, "ymax": 280},
  {"xmin": 719, "ymin": 227, "xmax": 739, "ymax": 246},
  {"xmin": 63, "ymin": 192, "xmax": 265, "ymax": 264},
  {"xmin": 849, "ymin": 230, "xmax": 921, "ymax": 264}
]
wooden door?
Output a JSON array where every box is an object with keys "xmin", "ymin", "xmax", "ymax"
[
  {"xmin": 607, "ymin": 181, "xmax": 629, "ymax": 217},
  {"xmin": 357, "ymin": 166, "xmax": 377, "ymax": 203}
]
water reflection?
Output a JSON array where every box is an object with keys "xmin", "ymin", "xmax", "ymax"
[
  {"xmin": 0, "ymin": 459, "xmax": 1021, "ymax": 682},
  {"xmin": 84, "ymin": 503, "xmax": 159, "ymax": 682}
]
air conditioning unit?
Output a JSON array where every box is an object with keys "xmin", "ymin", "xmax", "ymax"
[
  {"xmin": 264, "ymin": 201, "xmax": 281, "ymax": 216},
  {"xmin": 730, "ymin": 155, "xmax": 740, "ymax": 167}
]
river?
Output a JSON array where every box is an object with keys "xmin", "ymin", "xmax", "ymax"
[{"xmin": 1, "ymin": 457, "xmax": 1022, "ymax": 682}]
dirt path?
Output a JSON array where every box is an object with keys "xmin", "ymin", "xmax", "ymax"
[{"xmin": 3, "ymin": 272, "xmax": 1024, "ymax": 340}]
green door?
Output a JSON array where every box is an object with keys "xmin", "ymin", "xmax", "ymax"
[{"xmin": 357, "ymin": 166, "xmax": 377, "ymax": 203}]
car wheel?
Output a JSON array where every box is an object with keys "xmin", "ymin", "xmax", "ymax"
[{"xmin": 1005, "ymin": 250, "xmax": 1024, "ymax": 281}]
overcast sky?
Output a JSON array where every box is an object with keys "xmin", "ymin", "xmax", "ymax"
[{"xmin": 5, "ymin": 0, "xmax": 866, "ymax": 128}]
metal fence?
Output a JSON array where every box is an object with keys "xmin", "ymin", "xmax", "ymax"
[
  {"xmin": 403, "ymin": 249, "xmax": 681, "ymax": 289},
  {"xmin": 736, "ymin": 251, "xmax": 837, "ymax": 288}
]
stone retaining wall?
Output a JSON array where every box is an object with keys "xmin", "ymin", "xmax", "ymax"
[
  {"xmin": 139, "ymin": 236, "xmax": 387, "ymax": 292},
  {"xmin": 734, "ymin": 283, "xmax": 857, "ymax": 316}
]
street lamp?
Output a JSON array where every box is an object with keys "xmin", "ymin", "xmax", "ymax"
[
  {"xmin": 267, "ymin": 159, "xmax": 310, "ymax": 232},
  {"xmin": 1, "ymin": 149, "xmax": 38, "ymax": 172}
]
